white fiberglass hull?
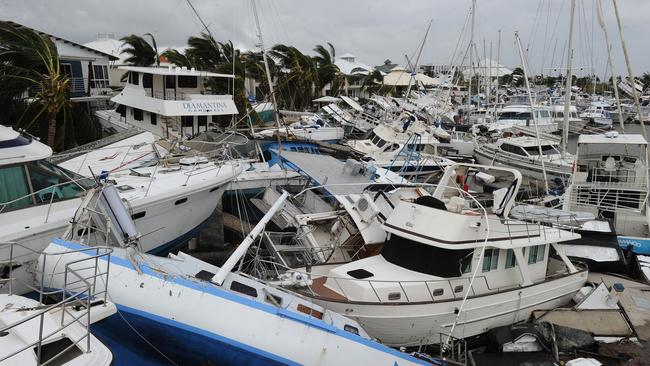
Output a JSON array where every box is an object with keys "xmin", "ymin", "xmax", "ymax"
[
  {"xmin": 39, "ymin": 240, "xmax": 435, "ymax": 366},
  {"xmin": 311, "ymin": 269, "xmax": 587, "ymax": 346},
  {"xmin": 474, "ymin": 145, "xmax": 572, "ymax": 181}
]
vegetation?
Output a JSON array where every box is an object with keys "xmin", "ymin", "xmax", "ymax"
[{"xmin": 0, "ymin": 21, "xmax": 99, "ymax": 151}]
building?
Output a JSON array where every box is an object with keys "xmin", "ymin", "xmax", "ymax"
[
  {"xmin": 84, "ymin": 33, "xmax": 128, "ymax": 88},
  {"xmin": 4, "ymin": 21, "xmax": 117, "ymax": 99},
  {"xmin": 375, "ymin": 59, "xmax": 399, "ymax": 74},
  {"xmin": 333, "ymin": 53, "xmax": 374, "ymax": 99}
]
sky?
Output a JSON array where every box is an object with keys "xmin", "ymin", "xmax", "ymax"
[{"xmin": 2, "ymin": 0, "xmax": 649, "ymax": 79}]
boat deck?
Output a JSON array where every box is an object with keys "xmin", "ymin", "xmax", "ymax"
[{"xmin": 308, "ymin": 277, "xmax": 348, "ymax": 302}]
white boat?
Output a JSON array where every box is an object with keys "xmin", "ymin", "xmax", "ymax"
[
  {"xmin": 487, "ymin": 105, "xmax": 557, "ymax": 133},
  {"xmin": 579, "ymin": 101, "xmax": 614, "ymax": 126},
  {"xmin": 0, "ymin": 125, "xmax": 241, "ymax": 257},
  {"xmin": 97, "ymin": 65, "xmax": 239, "ymax": 140},
  {"xmin": 0, "ymin": 241, "xmax": 115, "ymax": 366},
  {"xmin": 34, "ymin": 185, "xmax": 443, "ymax": 366},
  {"xmin": 254, "ymin": 112, "xmax": 345, "ymax": 143},
  {"xmin": 473, "ymin": 135, "xmax": 573, "ymax": 181},
  {"xmin": 346, "ymin": 119, "xmax": 456, "ymax": 178},
  {"xmin": 280, "ymin": 164, "xmax": 588, "ymax": 346},
  {"xmin": 548, "ymin": 104, "xmax": 587, "ymax": 132},
  {"xmin": 563, "ymin": 133, "xmax": 650, "ymax": 255}
]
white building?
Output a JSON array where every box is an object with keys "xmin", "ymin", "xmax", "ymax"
[
  {"xmin": 5, "ymin": 21, "xmax": 116, "ymax": 99},
  {"xmin": 332, "ymin": 53, "xmax": 374, "ymax": 99},
  {"xmin": 84, "ymin": 34, "xmax": 129, "ymax": 88}
]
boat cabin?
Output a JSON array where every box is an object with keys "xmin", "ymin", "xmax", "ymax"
[
  {"xmin": 496, "ymin": 136, "xmax": 561, "ymax": 158},
  {"xmin": 110, "ymin": 66, "xmax": 238, "ymax": 139}
]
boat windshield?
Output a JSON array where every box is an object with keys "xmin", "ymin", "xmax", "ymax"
[
  {"xmin": 0, "ymin": 159, "xmax": 95, "ymax": 212},
  {"xmin": 523, "ymin": 145, "xmax": 559, "ymax": 156}
]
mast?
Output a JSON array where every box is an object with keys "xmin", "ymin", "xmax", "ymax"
[
  {"xmin": 405, "ymin": 20, "xmax": 433, "ymax": 101},
  {"xmin": 495, "ymin": 29, "xmax": 501, "ymax": 108},
  {"xmin": 466, "ymin": 0, "xmax": 476, "ymax": 121},
  {"xmin": 561, "ymin": 0, "xmax": 576, "ymax": 159},
  {"xmin": 596, "ymin": 0, "xmax": 624, "ymax": 131},
  {"xmin": 612, "ymin": 0, "xmax": 646, "ymax": 139},
  {"xmin": 251, "ymin": 0, "xmax": 282, "ymax": 147},
  {"xmin": 515, "ymin": 31, "xmax": 550, "ymax": 193}
]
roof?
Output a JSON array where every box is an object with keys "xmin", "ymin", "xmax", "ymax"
[
  {"xmin": 3, "ymin": 21, "xmax": 118, "ymax": 61},
  {"xmin": 498, "ymin": 136, "xmax": 558, "ymax": 147},
  {"xmin": 118, "ymin": 65, "xmax": 234, "ymax": 78},
  {"xmin": 312, "ymin": 96, "xmax": 341, "ymax": 103},
  {"xmin": 335, "ymin": 57, "xmax": 373, "ymax": 76},
  {"xmin": 339, "ymin": 53, "xmax": 356, "ymax": 59},
  {"xmin": 578, "ymin": 133, "xmax": 647, "ymax": 145},
  {"xmin": 383, "ymin": 68, "xmax": 441, "ymax": 86},
  {"xmin": 462, "ymin": 58, "xmax": 512, "ymax": 77},
  {"xmin": 84, "ymin": 37, "xmax": 128, "ymax": 63}
]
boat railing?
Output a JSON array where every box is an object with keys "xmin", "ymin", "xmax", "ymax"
[
  {"xmin": 0, "ymin": 177, "xmax": 94, "ymax": 220},
  {"xmin": 0, "ymin": 241, "xmax": 113, "ymax": 365},
  {"xmin": 256, "ymin": 258, "xmax": 585, "ymax": 305}
]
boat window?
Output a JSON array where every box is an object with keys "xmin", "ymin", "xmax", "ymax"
[
  {"xmin": 347, "ymin": 269, "xmax": 374, "ymax": 279},
  {"xmin": 556, "ymin": 112, "xmax": 564, "ymax": 118},
  {"xmin": 297, "ymin": 303, "xmax": 324, "ymax": 319},
  {"xmin": 432, "ymin": 288, "xmax": 444, "ymax": 296},
  {"xmin": 376, "ymin": 137, "xmax": 387, "ymax": 148},
  {"xmin": 388, "ymin": 292, "xmax": 401, "ymax": 301},
  {"xmin": 174, "ymin": 197, "xmax": 188, "ymax": 205},
  {"xmin": 528, "ymin": 245, "xmax": 546, "ymax": 264},
  {"xmin": 178, "ymin": 75, "xmax": 197, "ymax": 88},
  {"xmin": 230, "ymin": 281, "xmax": 258, "ymax": 298},
  {"xmin": 0, "ymin": 164, "xmax": 32, "ymax": 211},
  {"xmin": 133, "ymin": 108, "xmax": 143, "ymax": 121},
  {"xmin": 150, "ymin": 113, "xmax": 157, "ymax": 125},
  {"xmin": 128, "ymin": 71, "xmax": 139, "ymax": 85},
  {"xmin": 344, "ymin": 324, "xmax": 359, "ymax": 335},
  {"xmin": 25, "ymin": 160, "xmax": 93, "ymax": 204},
  {"xmin": 381, "ymin": 234, "xmax": 474, "ymax": 278},
  {"xmin": 482, "ymin": 249, "xmax": 499, "ymax": 272},
  {"xmin": 523, "ymin": 145, "xmax": 559, "ymax": 156},
  {"xmin": 500, "ymin": 143, "xmax": 527, "ymax": 156},
  {"xmin": 35, "ymin": 337, "xmax": 83, "ymax": 365},
  {"xmin": 164, "ymin": 75, "xmax": 176, "ymax": 88},
  {"xmin": 131, "ymin": 211, "xmax": 146, "ymax": 220},
  {"xmin": 142, "ymin": 73, "xmax": 153, "ymax": 88},
  {"xmin": 505, "ymin": 249, "xmax": 517, "ymax": 268},
  {"xmin": 454, "ymin": 285, "xmax": 464, "ymax": 293}
]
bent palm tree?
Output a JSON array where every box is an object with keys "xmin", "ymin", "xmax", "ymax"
[
  {"xmin": 0, "ymin": 21, "xmax": 71, "ymax": 148},
  {"xmin": 120, "ymin": 33, "xmax": 159, "ymax": 66},
  {"xmin": 313, "ymin": 43, "xmax": 344, "ymax": 96}
]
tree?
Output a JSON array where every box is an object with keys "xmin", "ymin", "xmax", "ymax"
[
  {"xmin": 312, "ymin": 43, "xmax": 344, "ymax": 96},
  {"xmin": 361, "ymin": 69, "xmax": 384, "ymax": 96},
  {"xmin": 120, "ymin": 33, "xmax": 159, "ymax": 66},
  {"xmin": 0, "ymin": 21, "xmax": 72, "ymax": 149},
  {"xmin": 511, "ymin": 67, "xmax": 524, "ymax": 87},
  {"xmin": 269, "ymin": 44, "xmax": 318, "ymax": 110},
  {"xmin": 641, "ymin": 72, "xmax": 650, "ymax": 90}
]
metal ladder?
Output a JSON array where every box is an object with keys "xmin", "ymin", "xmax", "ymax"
[{"xmin": 388, "ymin": 132, "xmax": 423, "ymax": 181}]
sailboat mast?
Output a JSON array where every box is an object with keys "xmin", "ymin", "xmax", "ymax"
[
  {"xmin": 612, "ymin": 0, "xmax": 646, "ymax": 139},
  {"xmin": 495, "ymin": 29, "xmax": 501, "ymax": 108},
  {"xmin": 561, "ymin": 0, "xmax": 576, "ymax": 159},
  {"xmin": 466, "ymin": 0, "xmax": 476, "ymax": 121},
  {"xmin": 515, "ymin": 31, "xmax": 550, "ymax": 193},
  {"xmin": 405, "ymin": 20, "xmax": 433, "ymax": 101},
  {"xmin": 251, "ymin": 0, "xmax": 282, "ymax": 147},
  {"xmin": 596, "ymin": 0, "xmax": 624, "ymax": 131}
]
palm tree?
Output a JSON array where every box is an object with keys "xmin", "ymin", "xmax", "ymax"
[
  {"xmin": 0, "ymin": 21, "xmax": 72, "ymax": 148},
  {"xmin": 361, "ymin": 69, "xmax": 384, "ymax": 96},
  {"xmin": 120, "ymin": 33, "xmax": 159, "ymax": 66},
  {"xmin": 269, "ymin": 44, "xmax": 318, "ymax": 110},
  {"xmin": 313, "ymin": 43, "xmax": 344, "ymax": 96},
  {"xmin": 641, "ymin": 72, "xmax": 650, "ymax": 90}
]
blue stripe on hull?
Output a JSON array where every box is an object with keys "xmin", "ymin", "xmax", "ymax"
[
  {"xmin": 92, "ymin": 304, "xmax": 298, "ymax": 366},
  {"xmin": 618, "ymin": 235, "xmax": 650, "ymax": 255}
]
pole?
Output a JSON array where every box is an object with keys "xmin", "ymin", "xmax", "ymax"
[
  {"xmin": 562, "ymin": 0, "xmax": 576, "ymax": 159},
  {"xmin": 405, "ymin": 20, "xmax": 433, "ymax": 101},
  {"xmin": 612, "ymin": 0, "xmax": 645, "ymax": 139},
  {"xmin": 251, "ymin": 0, "xmax": 283, "ymax": 148},
  {"xmin": 212, "ymin": 190, "xmax": 289, "ymax": 285},
  {"xmin": 496, "ymin": 30, "xmax": 501, "ymax": 108},
  {"xmin": 467, "ymin": 0, "xmax": 476, "ymax": 121},
  {"xmin": 515, "ymin": 31, "xmax": 550, "ymax": 193},
  {"xmin": 596, "ymin": 0, "xmax": 624, "ymax": 131}
]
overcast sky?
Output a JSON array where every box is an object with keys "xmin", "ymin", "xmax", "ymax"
[{"xmin": 2, "ymin": 0, "xmax": 649, "ymax": 79}]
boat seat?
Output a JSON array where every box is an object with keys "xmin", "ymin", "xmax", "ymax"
[
  {"xmin": 414, "ymin": 196, "xmax": 447, "ymax": 211},
  {"xmin": 603, "ymin": 156, "xmax": 617, "ymax": 173},
  {"xmin": 446, "ymin": 196, "xmax": 466, "ymax": 213}
]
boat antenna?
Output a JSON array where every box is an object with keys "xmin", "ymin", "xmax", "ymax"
[
  {"xmin": 514, "ymin": 31, "xmax": 550, "ymax": 193},
  {"xmin": 251, "ymin": 0, "xmax": 283, "ymax": 151},
  {"xmin": 612, "ymin": 0, "xmax": 646, "ymax": 140},
  {"xmin": 561, "ymin": 0, "xmax": 576, "ymax": 159},
  {"xmin": 595, "ymin": 0, "xmax": 624, "ymax": 132}
]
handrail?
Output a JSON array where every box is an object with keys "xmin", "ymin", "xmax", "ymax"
[{"xmin": 0, "ymin": 241, "xmax": 113, "ymax": 365}]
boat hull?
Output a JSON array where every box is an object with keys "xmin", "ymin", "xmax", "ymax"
[
  {"xmin": 474, "ymin": 145, "xmax": 572, "ymax": 181},
  {"xmin": 310, "ymin": 270, "xmax": 588, "ymax": 346}
]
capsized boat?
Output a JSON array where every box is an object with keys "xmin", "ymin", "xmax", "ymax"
[{"xmin": 36, "ymin": 184, "xmax": 444, "ymax": 366}]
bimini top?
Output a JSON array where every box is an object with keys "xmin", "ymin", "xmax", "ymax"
[
  {"xmin": 0, "ymin": 125, "xmax": 52, "ymax": 165},
  {"xmin": 578, "ymin": 133, "xmax": 647, "ymax": 146},
  {"xmin": 118, "ymin": 65, "xmax": 234, "ymax": 78}
]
